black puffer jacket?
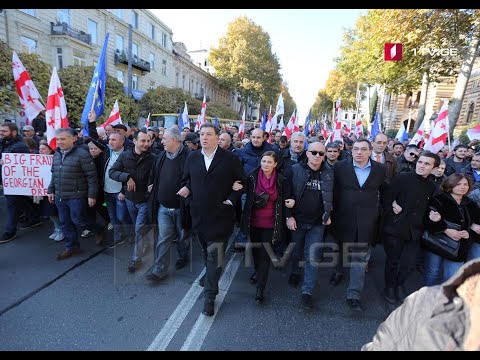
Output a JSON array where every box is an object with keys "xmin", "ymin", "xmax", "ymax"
[
  {"xmin": 108, "ymin": 147, "xmax": 156, "ymax": 203},
  {"xmin": 48, "ymin": 145, "xmax": 99, "ymax": 199}
]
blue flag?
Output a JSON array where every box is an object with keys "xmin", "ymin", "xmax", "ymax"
[
  {"xmin": 261, "ymin": 110, "xmax": 267, "ymax": 130},
  {"xmin": 400, "ymin": 124, "xmax": 409, "ymax": 142},
  {"xmin": 369, "ymin": 112, "xmax": 380, "ymax": 141},
  {"xmin": 81, "ymin": 33, "xmax": 109, "ymax": 136},
  {"xmin": 213, "ymin": 116, "xmax": 219, "ymax": 128},
  {"xmin": 303, "ymin": 109, "xmax": 311, "ymax": 149}
]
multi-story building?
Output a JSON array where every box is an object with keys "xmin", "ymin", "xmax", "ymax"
[{"xmin": 0, "ymin": 9, "xmax": 232, "ymax": 122}]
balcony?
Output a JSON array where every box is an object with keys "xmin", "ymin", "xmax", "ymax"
[
  {"xmin": 195, "ymin": 92, "xmax": 210, "ymax": 102},
  {"xmin": 50, "ymin": 22, "xmax": 91, "ymax": 45},
  {"xmin": 114, "ymin": 50, "xmax": 151, "ymax": 73}
]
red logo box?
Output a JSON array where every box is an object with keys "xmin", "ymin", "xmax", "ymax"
[{"xmin": 384, "ymin": 43, "xmax": 402, "ymax": 61}]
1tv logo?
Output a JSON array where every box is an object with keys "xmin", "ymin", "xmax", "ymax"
[{"xmin": 384, "ymin": 43, "xmax": 402, "ymax": 61}]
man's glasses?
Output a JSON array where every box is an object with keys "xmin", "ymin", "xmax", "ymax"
[
  {"xmin": 408, "ymin": 152, "xmax": 418, "ymax": 158},
  {"xmin": 309, "ymin": 150, "xmax": 325, "ymax": 156}
]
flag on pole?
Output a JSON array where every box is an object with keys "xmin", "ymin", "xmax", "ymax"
[
  {"xmin": 101, "ymin": 99, "xmax": 122, "ymax": 128},
  {"xmin": 80, "ymin": 33, "xmax": 109, "ymax": 136},
  {"xmin": 467, "ymin": 123, "xmax": 480, "ymax": 141},
  {"xmin": 369, "ymin": 112, "xmax": 381, "ymax": 141},
  {"xmin": 278, "ymin": 115, "xmax": 285, "ymax": 131},
  {"xmin": 177, "ymin": 107, "xmax": 183, "ymax": 128},
  {"xmin": 303, "ymin": 109, "xmax": 311, "ymax": 149},
  {"xmin": 355, "ymin": 120, "xmax": 364, "ymax": 138},
  {"xmin": 182, "ymin": 101, "xmax": 190, "ymax": 130},
  {"xmin": 239, "ymin": 109, "xmax": 246, "ymax": 139},
  {"xmin": 265, "ymin": 105, "xmax": 273, "ymax": 133},
  {"xmin": 12, "ymin": 51, "xmax": 45, "ymax": 124},
  {"xmin": 261, "ymin": 110, "xmax": 267, "ymax": 131},
  {"xmin": 409, "ymin": 121, "xmax": 425, "ymax": 146},
  {"xmin": 424, "ymin": 100, "xmax": 449, "ymax": 154},
  {"xmin": 270, "ymin": 93, "xmax": 284, "ymax": 131},
  {"xmin": 144, "ymin": 113, "xmax": 151, "ymax": 128},
  {"xmin": 283, "ymin": 109, "xmax": 297, "ymax": 139},
  {"xmin": 45, "ymin": 67, "xmax": 68, "ymax": 150},
  {"xmin": 197, "ymin": 93, "xmax": 207, "ymax": 129}
]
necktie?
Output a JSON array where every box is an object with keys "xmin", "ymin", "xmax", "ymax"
[{"xmin": 376, "ymin": 154, "xmax": 381, "ymax": 163}]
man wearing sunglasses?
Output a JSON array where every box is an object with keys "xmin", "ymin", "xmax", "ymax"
[
  {"xmin": 397, "ymin": 144, "xmax": 419, "ymax": 174},
  {"xmin": 332, "ymin": 138, "xmax": 386, "ymax": 312},
  {"xmin": 285, "ymin": 141, "xmax": 333, "ymax": 310}
]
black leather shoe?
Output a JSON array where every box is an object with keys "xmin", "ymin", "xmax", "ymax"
[
  {"xmin": 329, "ymin": 272, "xmax": 343, "ymax": 286},
  {"xmin": 146, "ymin": 272, "xmax": 168, "ymax": 282},
  {"xmin": 301, "ymin": 293, "xmax": 313, "ymax": 310},
  {"xmin": 384, "ymin": 287, "xmax": 398, "ymax": 304},
  {"xmin": 199, "ymin": 274, "xmax": 206, "ymax": 287},
  {"xmin": 255, "ymin": 288, "xmax": 264, "ymax": 304},
  {"xmin": 346, "ymin": 298, "xmax": 363, "ymax": 312},
  {"xmin": 249, "ymin": 272, "xmax": 257, "ymax": 285},
  {"xmin": 202, "ymin": 300, "xmax": 214, "ymax": 316},
  {"xmin": 396, "ymin": 285, "xmax": 408, "ymax": 303},
  {"xmin": 127, "ymin": 260, "xmax": 141, "ymax": 273},
  {"xmin": 175, "ymin": 257, "xmax": 188, "ymax": 270},
  {"xmin": 288, "ymin": 273, "xmax": 301, "ymax": 288}
]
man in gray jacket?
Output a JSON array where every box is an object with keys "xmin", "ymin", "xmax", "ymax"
[{"xmin": 48, "ymin": 128, "xmax": 99, "ymax": 260}]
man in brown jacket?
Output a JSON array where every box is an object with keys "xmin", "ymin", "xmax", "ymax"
[{"xmin": 371, "ymin": 133, "xmax": 398, "ymax": 184}]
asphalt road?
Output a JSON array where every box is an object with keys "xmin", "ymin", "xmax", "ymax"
[{"xmin": 0, "ymin": 197, "xmax": 424, "ymax": 351}]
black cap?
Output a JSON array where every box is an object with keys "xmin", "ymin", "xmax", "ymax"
[
  {"xmin": 147, "ymin": 126, "xmax": 159, "ymax": 133},
  {"xmin": 112, "ymin": 123, "xmax": 128, "ymax": 132},
  {"xmin": 185, "ymin": 133, "xmax": 200, "ymax": 144},
  {"xmin": 85, "ymin": 138, "xmax": 106, "ymax": 152}
]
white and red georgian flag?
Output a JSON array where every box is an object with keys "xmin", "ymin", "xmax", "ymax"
[
  {"xmin": 355, "ymin": 120, "xmax": 364, "ymax": 138},
  {"xmin": 424, "ymin": 100, "xmax": 449, "ymax": 154},
  {"xmin": 101, "ymin": 99, "xmax": 122, "ymax": 128},
  {"xmin": 409, "ymin": 121, "xmax": 425, "ymax": 146},
  {"xmin": 12, "ymin": 51, "xmax": 45, "ymax": 124},
  {"xmin": 265, "ymin": 105, "xmax": 272, "ymax": 133},
  {"xmin": 144, "ymin": 112, "xmax": 150, "ymax": 127},
  {"xmin": 322, "ymin": 119, "xmax": 329, "ymax": 140},
  {"xmin": 45, "ymin": 67, "xmax": 68, "ymax": 149},
  {"xmin": 277, "ymin": 115, "xmax": 285, "ymax": 131},
  {"xmin": 283, "ymin": 109, "xmax": 297, "ymax": 140},
  {"xmin": 239, "ymin": 109, "xmax": 246, "ymax": 139},
  {"xmin": 467, "ymin": 123, "xmax": 480, "ymax": 141}
]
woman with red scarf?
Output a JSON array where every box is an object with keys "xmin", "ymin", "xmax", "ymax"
[{"xmin": 240, "ymin": 151, "xmax": 290, "ymax": 304}]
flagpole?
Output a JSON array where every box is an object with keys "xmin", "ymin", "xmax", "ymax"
[
  {"xmin": 90, "ymin": 79, "xmax": 100, "ymax": 113},
  {"xmin": 445, "ymin": 100, "xmax": 451, "ymax": 152}
]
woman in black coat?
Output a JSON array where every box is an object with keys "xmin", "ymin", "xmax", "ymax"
[
  {"xmin": 424, "ymin": 173, "xmax": 480, "ymax": 285},
  {"xmin": 239, "ymin": 151, "xmax": 287, "ymax": 304}
]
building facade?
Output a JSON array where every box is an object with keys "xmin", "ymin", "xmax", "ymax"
[{"xmin": 0, "ymin": 9, "xmax": 231, "ymax": 116}]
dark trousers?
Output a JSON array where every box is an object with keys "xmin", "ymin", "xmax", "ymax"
[
  {"xmin": 250, "ymin": 227, "xmax": 273, "ymax": 291},
  {"xmin": 197, "ymin": 231, "xmax": 229, "ymax": 301},
  {"xmin": 4, "ymin": 195, "xmax": 40, "ymax": 234},
  {"xmin": 383, "ymin": 234, "xmax": 418, "ymax": 288}
]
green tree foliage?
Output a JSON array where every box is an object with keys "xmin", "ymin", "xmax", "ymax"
[
  {"xmin": 281, "ymin": 82, "xmax": 296, "ymax": 117},
  {"xmin": 324, "ymin": 69, "xmax": 358, "ymax": 109},
  {"xmin": 0, "ymin": 41, "xmax": 52, "ymax": 118},
  {"xmin": 312, "ymin": 89, "xmax": 334, "ymax": 119},
  {"xmin": 370, "ymin": 87, "xmax": 378, "ymax": 122},
  {"xmin": 209, "ymin": 16, "xmax": 282, "ymax": 115},
  {"xmin": 58, "ymin": 65, "xmax": 140, "ymax": 127}
]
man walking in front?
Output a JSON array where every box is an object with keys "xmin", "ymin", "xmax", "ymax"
[{"xmin": 178, "ymin": 123, "xmax": 245, "ymax": 316}]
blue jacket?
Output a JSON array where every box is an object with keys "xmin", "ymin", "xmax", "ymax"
[{"xmin": 235, "ymin": 141, "xmax": 274, "ymax": 175}]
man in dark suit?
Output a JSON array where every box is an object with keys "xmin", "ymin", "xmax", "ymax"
[
  {"xmin": 178, "ymin": 123, "xmax": 246, "ymax": 317},
  {"xmin": 332, "ymin": 138, "xmax": 386, "ymax": 312}
]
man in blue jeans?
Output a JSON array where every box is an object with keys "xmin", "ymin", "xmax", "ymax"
[
  {"xmin": 48, "ymin": 128, "xmax": 98, "ymax": 260},
  {"xmin": 146, "ymin": 128, "xmax": 191, "ymax": 281},
  {"xmin": 285, "ymin": 141, "xmax": 333, "ymax": 310}
]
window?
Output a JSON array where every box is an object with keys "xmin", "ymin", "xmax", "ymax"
[
  {"xmin": 196, "ymin": 81, "xmax": 199, "ymax": 94},
  {"xmin": 73, "ymin": 50, "xmax": 86, "ymax": 66},
  {"xmin": 161, "ymin": 32, "xmax": 167, "ymax": 47},
  {"xmin": 161, "ymin": 59, "xmax": 167, "ymax": 76},
  {"xmin": 149, "ymin": 81, "xmax": 155, "ymax": 90},
  {"xmin": 149, "ymin": 52, "xmax": 155, "ymax": 70},
  {"xmin": 182, "ymin": 75, "xmax": 186, "ymax": 90},
  {"xmin": 57, "ymin": 9, "xmax": 70, "ymax": 25},
  {"xmin": 20, "ymin": 9, "xmax": 36, "ymax": 16},
  {"xmin": 467, "ymin": 103, "xmax": 475, "ymax": 124},
  {"xmin": 130, "ymin": 10, "xmax": 138, "ymax": 29},
  {"xmin": 132, "ymin": 43, "xmax": 138, "ymax": 58},
  {"xmin": 115, "ymin": 9, "xmax": 123, "ymax": 20},
  {"xmin": 147, "ymin": 23, "xmax": 155, "ymax": 40},
  {"xmin": 87, "ymin": 19, "xmax": 98, "ymax": 45},
  {"xmin": 176, "ymin": 72, "xmax": 179, "ymax": 88},
  {"xmin": 117, "ymin": 70, "xmax": 124, "ymax": 84},
  {"xmin": 204, "ymin": 59, "xmax": 208, "ymax": 67},
  {"xmin": 20, "ymin": 36, "xmax": 37, "ymax": 54},
  {"xmin": 56, "ymin": 47, "xmax": 63, "ymax": 70},
  {"xmin": 116, "ymin": 35, "xmax": 124, "ymax": 52},
  {"xmin": 132, "ymin": 74, "xmax": 138, "ymax": 90}
]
